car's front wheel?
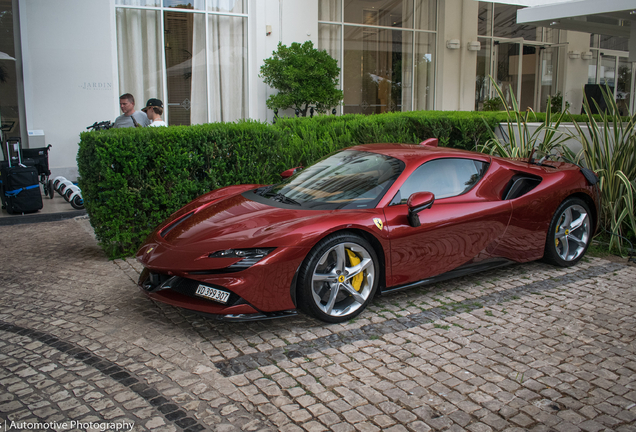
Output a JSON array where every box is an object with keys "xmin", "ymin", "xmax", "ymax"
[
  {"xmin": 297, "ymin": 233, "xmax": 379, "ymax": 323},
  {"xmin": 543, "ymin": 197, "xmax": 592, "ymax": 267}
]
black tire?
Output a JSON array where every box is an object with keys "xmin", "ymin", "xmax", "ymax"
[
  {"xmin": 47, "ymin": 180, "xmax": 55, "ymax": 199},
  {"xmin": 543, "ymin": 197, "xmax": 592, "ymax": 267},
  {"xmin": 70, "ymin": 195, "xmax": 84, "ymax": 210},
  {"xmin": 297, "ymin": 232, "xmax": 379, "ymax": 323},
  {"xmin": 64, "ymin": 188, "xmax": 74, "ymax": 201}
]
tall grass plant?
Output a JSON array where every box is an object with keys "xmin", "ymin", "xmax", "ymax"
[
  {"xmin": 572, "ymin": 87, "xmax": 636, "ymax": 252},
  {"xmin": 478, "ymin": 77, "xmax": 570, "ymax": 158}
]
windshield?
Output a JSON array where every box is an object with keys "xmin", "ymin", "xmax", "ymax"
[{"xmin": 253, "ymin": 150, "xmax": 404, "ymax": 210}]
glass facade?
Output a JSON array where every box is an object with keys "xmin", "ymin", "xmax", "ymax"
[
  {"xmin": 475, "ymin": 37, "xmax": 491, "ymax": 111},
  {"xmin": 318, "ymin": 0, "xmax": 437, "ymax": 114},
  {"xmin": 590, "ymin": 21, "xmax": 630, "ymax": 51},
  {"xmin": 589, "ymin": 30, "xmax": 635, "ymax": 114},
  {"xmin": 115, "ymin": 0, "xmax": 247, "ymax": 126},
  {"xmin": 476, "ymin": 2, "xmax": 559, "ymax": 112},
  {"xmin": 492, "ymin": 3, "xmax": 537, "ymax": 41}
]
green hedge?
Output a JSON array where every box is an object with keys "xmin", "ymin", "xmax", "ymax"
[{"xmin": 77, "ymin": 110, "xmax": 506, "ymax": 258}]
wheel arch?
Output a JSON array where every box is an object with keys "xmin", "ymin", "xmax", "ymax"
[
  {"xmin": 542, "ymin": 193, "xmax": 596, "ymax": 267},
  {"xmin": 289, "ymin": 227, "xmax": 387, "ymax": 308},
  {"xmin": 345, "ymin": 228, "xmax": 387, "ymax": 293},
  {"xmin": 569, "ymin": 191, "xmax": 598, "ymax": 235}
]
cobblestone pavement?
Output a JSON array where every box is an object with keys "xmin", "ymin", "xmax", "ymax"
[{"xmin": 1, "ymin": 217, "xmax": 635, "ymax": 432}]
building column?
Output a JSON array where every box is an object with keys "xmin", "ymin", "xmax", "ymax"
[
  {"xmin": 560, "ymin": 31, "xmax": 592, "ymax": 115},
  {"xmin": 436, "ymin": 0, "xmax": 479, "ymax": 111}
]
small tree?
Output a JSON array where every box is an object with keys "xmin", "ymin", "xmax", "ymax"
[{"xmin": 260, "ymin": 41, "xmax": 343, "ymax": 117}]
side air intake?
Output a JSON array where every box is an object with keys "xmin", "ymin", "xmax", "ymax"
[{"xmin": 502, "ymin": 174, "xmax": 542, "ymax": 200}]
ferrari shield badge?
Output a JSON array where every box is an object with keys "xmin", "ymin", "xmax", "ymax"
[{"xmin": 373, "ymin": 218, "xmax": 383, "ymax": 231}]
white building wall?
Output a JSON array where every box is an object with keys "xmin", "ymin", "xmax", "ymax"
[
  {"xmin": 281, "ymin": 0, "xmax": 317, "ymax": 48},
  {"xmin": 249, "ymin": 0, "xmax": 281, "ymax": 122},
  {"xmin": 252, "ymin": 0, "xmax": 318, "ymax": 120},
  {"xmin": 19, "ymin": 0, "xmax": 117, "ymax": 181},
  {"xmin": 436, "ymin": 0, "xmax": 479, "ymax": 111}
]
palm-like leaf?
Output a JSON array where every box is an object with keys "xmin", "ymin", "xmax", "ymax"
[
  {"xmin": 478, "ymin": 76, "xmax": 570, "ymax": 158},
  {"xmin": 572, "ymin": 86, "xmax": 636, "ymax": 252}
]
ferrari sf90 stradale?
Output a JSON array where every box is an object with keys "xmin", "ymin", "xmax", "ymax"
[{"xmin": 137, "ymin": 141, "xmax": 599, "ymax": 323}]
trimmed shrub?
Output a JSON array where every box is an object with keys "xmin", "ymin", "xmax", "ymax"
[{"xmin": 78, "ymin": 110, "xmax": 505, "ymax": 258}]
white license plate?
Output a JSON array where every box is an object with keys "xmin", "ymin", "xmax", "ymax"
[{"xmin": 195, "ymin": 284, "xmax": 230, "ymax": 304}]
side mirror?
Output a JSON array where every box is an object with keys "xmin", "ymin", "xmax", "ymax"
[
  {"xmin": 406, "ymin": 192, "xmax": 435, "ymax": 227},
  {"xmin": 280, "ymin": 166, "xmax": 303, "ymax": 178}
]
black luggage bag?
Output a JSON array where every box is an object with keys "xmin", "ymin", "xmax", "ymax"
[
  {"xmin": 1, "ymin": 165, "xmax": 42, "ymax": 214},
  {"xmin": 20, "ymin": 144, "xmax": 52, "ymax": 196},
  {"xmin": 1, "ymin": 138, "xmax": 43, "ymax": 214}
]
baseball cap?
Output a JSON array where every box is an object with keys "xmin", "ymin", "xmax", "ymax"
[{"xmin": 142, "ymin": 98, "xmax": 163, "ymax": 111}]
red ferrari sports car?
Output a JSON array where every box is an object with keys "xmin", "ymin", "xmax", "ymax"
[{"xmin": 136, "ymin": 140, "xmax": 600, "ymax": 323}]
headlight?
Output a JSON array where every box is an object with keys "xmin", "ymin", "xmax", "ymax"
[
  {"xmin": 208, "ymin": 248, "xmax": 275, "ymax": 259},
  {"xmin": 208, "ymin": 248, "xmax": 275, "ymax": 271}
]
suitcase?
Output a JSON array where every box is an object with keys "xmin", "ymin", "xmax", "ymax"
[
  {"xmin": 1, "ymin": 166, "xmax": 42, "ymax": 214},
  {"xmin": 2, "ymin": 138, "xmax": 43, "ymax": 214}
]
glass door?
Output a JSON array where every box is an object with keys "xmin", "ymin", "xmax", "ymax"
[
  {"xmin": 343, "ymin": 25, "xmax": 412, "ymax": 114},
  {"xmin": 493, "ymin": 41, "xmax": 520, "ymax": 108},
  {"xmin": 600, "ymin": 54, "xmax": 616, "ymax": 88},
  {"xmin": 536, "ymin": 45, "xmax": 559, "ymax": 112},
  {"xmin": 617, "ymin": 57, "xmax": 632, "ymax": 116},
  {"xmin": 596, "ymin": 53, "xmax": 634, "ymax": 115},
  {"xmin": 475, "ymin": 37, "xmax": 492, "ymax": 110},
  {"xmin": 518, "ymin": 44, "xmax": 537, "ymax": 111},
  {"xmin": 164, "ymin": 11, "xmax": 208, "ymax": 126},
  {"xmin": 492, "ymin": 41, "xmax": 562, "ymax": 112}
]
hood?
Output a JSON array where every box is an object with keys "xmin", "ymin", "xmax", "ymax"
[
  {"xmin": 163, "ymin": 193, "xmax": 316, "ymax": 247},
  {"xmin": 137, "ymin": 192, "xmax": 338, "ymax": 271}
]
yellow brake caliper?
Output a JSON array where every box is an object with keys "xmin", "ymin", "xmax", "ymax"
[{"xmin": 346, "ymin": 249, "xmax": 363, "ymax": 291}]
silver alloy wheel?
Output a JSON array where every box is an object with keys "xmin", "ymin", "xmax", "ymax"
[
  {"xmin": 311, "ymin": 242, "xmax": 375, "ymax": 317},
  {"xmin": 554, "ymin": 204, "xmax": 590, "ymax": 261}
]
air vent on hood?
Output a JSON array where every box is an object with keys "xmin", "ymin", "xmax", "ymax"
[{"xmin": 160, "ymin": 212, "xmax": 194, "ymax": 238}]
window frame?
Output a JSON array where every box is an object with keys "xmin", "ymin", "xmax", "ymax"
[
  {"xmin": 114, "ymin": 0, "xmax": 248, "ymax": 125},
  {"xmin": 389, "ymin": 157, "xmax": 490, "ymax": 206},
  {"xmin": 318, "ymin": 0, "xmax": 438, "ymax": 113}
]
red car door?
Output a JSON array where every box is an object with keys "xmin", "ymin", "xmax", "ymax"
[{"xmin": 383, "ymin": 157, "xmax": 513, "ymax": 288}]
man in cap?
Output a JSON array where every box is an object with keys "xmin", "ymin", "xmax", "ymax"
[{"xmin": 142, "ymin": 98, "xmax": 167, "ymax": 127}]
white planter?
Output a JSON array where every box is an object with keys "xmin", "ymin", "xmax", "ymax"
[{"xmin": 493, "ymin": 122, "xmax": 620, "ymax": 157}]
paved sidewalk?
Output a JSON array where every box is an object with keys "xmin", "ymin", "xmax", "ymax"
[{"xmin": 1, "ymin": 217, "xmax": 635, "ymax": 432}]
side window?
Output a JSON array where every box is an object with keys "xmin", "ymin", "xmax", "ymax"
[{"xmin": 391, "ymin": 158, "xmax": 489, "ymax": 205}]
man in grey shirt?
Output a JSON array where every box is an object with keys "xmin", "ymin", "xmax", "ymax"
[{"xmin": 113, "ymin": 93, "xmax": 150, "ymax": 128}]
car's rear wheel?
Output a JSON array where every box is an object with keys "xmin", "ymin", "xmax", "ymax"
[
  {"xmin": 298, "ymin": 233, "xmax": 379, "ymax": 323},
  {"xmin": 543, "ymin": 197, "xmax": 592, "ymax": 267}
]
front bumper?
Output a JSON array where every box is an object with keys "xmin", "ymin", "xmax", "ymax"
[{"xmin": 137, "ymin": 246, "xmax": 309, "ymax": 319}]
